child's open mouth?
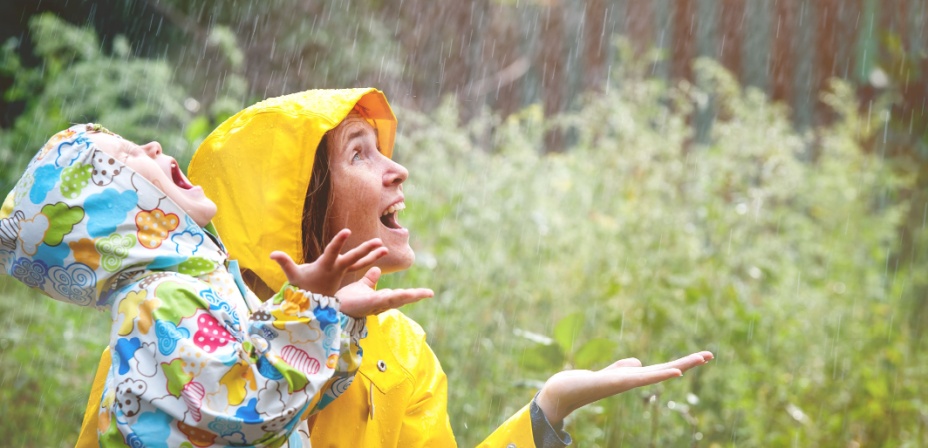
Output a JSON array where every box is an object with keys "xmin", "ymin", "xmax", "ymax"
[{"xmin": 171, "ymin": 161, "xmax": 195, "ymax": 190}]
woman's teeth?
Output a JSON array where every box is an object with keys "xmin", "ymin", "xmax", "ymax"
[
  {"xmin": 380, "ymin": 202, "xmax": 405, "ymax": 229},
  {"xmin": 382, "ymin": 202, "xmax": 406, "ymax": 216}
]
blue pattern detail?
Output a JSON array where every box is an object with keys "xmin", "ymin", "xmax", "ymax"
[
  {"xmin": 227, "ymin": 260, "xmax": 250, "ymax": 305},
  {"xmin": 53, "ymin": 136, "xmax": 89, "ymax": 167},
  {"xmin": 315, "ymin": 305, "xmax": 338, "ymax": 326},
  {"xmin": 85, "ymin": 189, "xmax": 138, "ymax": 238},
  {"xmin": 234, "ymin": 398, "xmax": 262, "ymax": 424},
  {"xmin": 125, "ymin": 434, "xmax": 144, "ymax": 448},
  {"xmin": 147, "ymin": 254, "xmax": 186, "ymax": 270},
  {"xmin": 10, "ymin": 257, "xmax": 48, "ymax": 289},
  {"xmin": 33, "ymin": 242, "xmax": 69, "ymax": 268},
  {"xmin": 131, "ymin": 409, "xmax": 172, "ymax": 448},
  {"xmin": 259, "ymin": 324, "xmax": 278, "ymax": 341},
  {"xmin": 48, "ymin": 262, "xmax": 96, "ymax": 306},
  {"xmin": 256, "ymin": 356, "xmax": 284, "ymax": 380},
  {"xmin": 208, "ymin": 416, "xmax": 243, "ymax": 437},
  {"xmin": 218, "ymin": 302, "xmax": 241, "ymax": 329},
  {"xmin": 155, "ymin": 319, "xmax": 190, "ymax": 356},
  {"xmin": 288, "ymin": 429, "xmax": 302, "ymax": 447},
  {"xmin": 323, "ymin": 324, "xmax": 339, "ymax": 355},
  {"xmin": 315, "ymin": 393, "xmax": 336, "ymax": 410},
  {"xmin": 29, "ymin": 165, "xmax": 62, "ymax": 204},
  {"xmin": 199, "ymin": 288, "xmax": 223, "ymax": 309},
  {"xmin": 171, "ymin": 228, "xmax": 204, "ymax": 256},
  {"xmin": 114, "ymin": 337, "xmax": 142, "ymax": 375}
]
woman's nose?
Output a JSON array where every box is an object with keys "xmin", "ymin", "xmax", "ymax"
[
  {"xmin": 384, "ymin": 159, "xmax": 409, "ymax": 186},
  {"xmin": 141, "ymin": 142, "xmax": 163, "ymax": 157}
]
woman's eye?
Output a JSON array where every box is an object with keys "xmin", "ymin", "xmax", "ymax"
[{"xmin": 351, "ymin": 151, "xmax": 362, "ymax": 162}]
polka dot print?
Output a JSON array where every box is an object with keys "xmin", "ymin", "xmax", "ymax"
[
  {"xmin": 178, "ymin": 257, "xmax": 217, "ymax": 276},
  {"xmin": 59, "ymin": 163, "xmax": 93, "ymax": 198},
  {"xmin": 193, "ymin": 313, "xmax": 233, "ymax": 354},
  {"xmin": 91, "ymin": 155, "xmax": 122, "ymax": 186},
  {"xmin": 135, "ymin": 209, "xmax": 179, "ymax": 248}
]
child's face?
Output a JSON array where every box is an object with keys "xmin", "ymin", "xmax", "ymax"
[{"xmin": 88, "ymin": 132, "xmax": 217, "ymax": 227}]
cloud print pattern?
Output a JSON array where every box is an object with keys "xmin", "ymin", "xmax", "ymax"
[{"xmin": 0, "ymin": 125, "xmax": 365, "ymax": 447}]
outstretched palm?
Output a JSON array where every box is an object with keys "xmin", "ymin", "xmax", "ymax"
[
  {"xmin": 536, "ymin": 351, "xmax": 714, "ymax": 425},
  {"xmin": 336, "ymin": 266, "xmax": 434, "ymax": 317}
]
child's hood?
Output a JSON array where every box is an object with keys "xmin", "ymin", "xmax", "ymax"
[{"xmin": 0, "ymin": 124, "xmax": 225, "ymax": 309}]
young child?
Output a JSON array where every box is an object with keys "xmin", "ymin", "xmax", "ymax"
[{"xmin": 0, "ymin": 124, "xmax": 384, "ymax": 446}]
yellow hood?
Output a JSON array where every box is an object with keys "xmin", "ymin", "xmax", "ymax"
[{"xmin": 189, "ymin": 88, "xmax": 396, "ymax": 291}]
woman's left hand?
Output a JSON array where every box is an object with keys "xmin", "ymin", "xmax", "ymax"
[
  {"xmin": 336, "ymin": 266, "xmax": 434, "ymax": 318},
  {"xmin": 535, "ymin": 351, "xmax": 714, "ymax": 426}
]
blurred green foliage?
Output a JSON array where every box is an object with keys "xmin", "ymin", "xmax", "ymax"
[
  {"xmin": 1, "ymin": 15, "xmax": 926, "ymax": 448},
  {"xmin": 0, "ymin": 13, "xmax": 247, "ymax": 194},
  {"xmin": 0, "ymin": 276, "xmax": 109, "ymax": 447},
  {"xmin": 389, "ymin": 43, "xmax": 927, "ymax": 446}
]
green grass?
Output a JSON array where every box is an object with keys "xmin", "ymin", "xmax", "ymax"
[{"xmin": 0, "ymin": 277, "xmax": 108, "ymax": 447}]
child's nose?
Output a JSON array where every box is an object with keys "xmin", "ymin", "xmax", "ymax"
[{"xmin": 141, "ymin": 142, "xmax": 163, "ymax": 157}]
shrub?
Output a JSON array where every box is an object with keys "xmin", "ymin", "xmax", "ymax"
[{"xmin": 388, "ymin": 54, "xmax": 925, "ymax": 447}]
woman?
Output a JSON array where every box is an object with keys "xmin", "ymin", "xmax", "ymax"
[{"xmin": 79, "ymin": 88, "xmax": 712, "ymax": 447}]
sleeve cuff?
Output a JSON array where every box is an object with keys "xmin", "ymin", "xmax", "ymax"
[
  {"xmin": 530, "ymin": 393, "xmax": 572, "ymax": 447},
  {"xmin": 284, "ymin": 283, "xmax": 368, "ymax": 339},
  {"xmin": 341, "ymin": 314, "xmax": 367, "ymax": 340}
]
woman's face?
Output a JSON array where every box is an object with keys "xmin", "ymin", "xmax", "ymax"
[
  {"xmin": 325, "ymin": 115, "xmax": 414, "ymax": 278},
  {"xmin": 89, "ymin": 132, "xmax": 217, "ymax": 227}
]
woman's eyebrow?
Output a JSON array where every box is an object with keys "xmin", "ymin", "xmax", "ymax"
[{"xmin": 345, "ymin": 128, "xmax": 368, "ymax": 143}]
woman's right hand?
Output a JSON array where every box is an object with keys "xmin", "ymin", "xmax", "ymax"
[
  {"xmin": 270, "ymin": 228, "xmax": 387, "ymax": 297},
  {"xmin": 535, "ymin": 351, "xmax": 714, "ymax": 426}
]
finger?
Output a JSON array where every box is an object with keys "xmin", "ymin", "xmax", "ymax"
[
  {"xmin": 621, "ymin": 368, "xmax": 683, "ymax": 389},
  {"xmin": 640, "ymin": 353, "xmax": 709, "ymax": 374},
  {"xmin": 346, "ymin": 247, "xmax": 388, "ymax": 271},
  {"xmin": 337, "ymin": 239, "xmax": 384, "ymax": 269},
  {"xmin": 319, "ymin": 229, "xmax": 352, "ymax": 265},
  {"xmin": 269, "ymin": 251, "xmax": 300, "ymax": 280},
  {"xmin": 372, "ymin": 287, "xmax": 434, "ymax": 310},
  {"xmin": 697, "ymin": 351, "xmax": 714, "ymax": 362},
  {"xmin": 602, "ymin": 358, "xmax": 643, "ymax": 370},
  {"xmin": 360, "ymin": 267, "xmax": 382, "ymax": 288}
]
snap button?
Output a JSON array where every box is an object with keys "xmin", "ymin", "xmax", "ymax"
[
  {"xmin": 377, "ymin": 360, "xmax": 387, "ymax": 372},
  {"xmin": 506, "ymin": 444, "xmax": 516, "ymax": 448}
]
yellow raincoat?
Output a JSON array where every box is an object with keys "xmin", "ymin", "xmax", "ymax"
[{"xmin": 77, "ymin": 89, "xmax": 538, "ymax": 447}]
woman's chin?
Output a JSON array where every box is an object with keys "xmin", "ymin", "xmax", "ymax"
[{"xmin": 376, "ymin": 246, "xmax": 415, "ymax": 274}]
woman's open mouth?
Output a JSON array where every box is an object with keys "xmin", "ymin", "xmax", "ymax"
[{"xmin": 380, "ymin": 201, "xmax": 405, "ymax": 229}]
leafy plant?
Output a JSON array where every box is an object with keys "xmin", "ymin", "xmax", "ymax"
[
  {"xmin": 387, "ymin": 52, "xmax": 925, "ymax": 446},
  {"xmin": 0, "ymin": 13, "xmax": 248, "ymax": 194}
]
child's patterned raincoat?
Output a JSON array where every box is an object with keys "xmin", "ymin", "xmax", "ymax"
[{"xmin": 0, "ymin": 124, "xmax": 364, "ymax": 447}]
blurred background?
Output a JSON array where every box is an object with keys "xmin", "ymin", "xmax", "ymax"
[{"xmin": 1, "ymin": 0, "xmax": 926, "ymax": 446}]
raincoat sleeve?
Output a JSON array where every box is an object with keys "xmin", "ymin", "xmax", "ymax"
[
  {"xmin": 529, "ymin": 396, "xmax": 573, "ymax": 447},
  {"xmin": 305, "ymin": 307, "xmax": 366, "ymax": 414},
  {"xmin": 476, "ymin": 396, "xmax": 572, "ymax": 448},
  {"xmin": 97, "ymin": 279, "xmax": 365, "ymax": 446}
]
